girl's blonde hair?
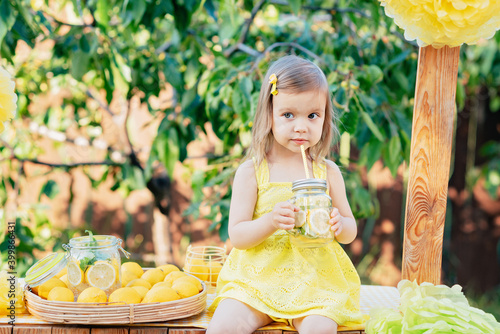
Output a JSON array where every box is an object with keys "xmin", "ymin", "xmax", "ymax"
[{"xmin": 246, "ymin": 55, "xmax": 338, "ymax": 165}]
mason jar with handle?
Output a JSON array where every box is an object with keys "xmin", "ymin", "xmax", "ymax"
[
  {"xmin": 287, "ymin": 178, "xmax": 333, "ymax": 248},
  {"xmin": 63, "ymin": 232, "xmax": 130, "ymax": 298}
]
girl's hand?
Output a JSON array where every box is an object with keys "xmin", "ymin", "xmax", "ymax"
[
  {"xmin": 329, "ymin": 207, "xmax": 343, "ymax": 237},
  {"xmin": 271, "ymin": 202, "xmax": 299, "ymax": 230}
]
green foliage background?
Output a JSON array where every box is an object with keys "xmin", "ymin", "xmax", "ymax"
[{"xmin": 0, "ymin": 0, "xmax": 499, "ymax": 313}]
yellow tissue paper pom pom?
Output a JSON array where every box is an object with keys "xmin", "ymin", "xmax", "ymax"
[
  {"xmin": 379, "ymin": 0, "xmax": 500, "ymax": 48},
  {"xmin": 0, "ymin": 66, "xmax": 17, "ymax": 133}
]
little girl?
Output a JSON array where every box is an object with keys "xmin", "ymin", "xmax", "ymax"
[{"xmin": 207, "ymin": 55, "xmax": 363, "ymax": 334}]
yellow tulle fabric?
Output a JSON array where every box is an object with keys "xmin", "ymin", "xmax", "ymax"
[
  {"xmin": 379, "ymin": 0, "xmax": 500, "ymax": 48},
  {"xmin": 0, "ymin": 67, "xmax": 17, "ymax": 133},
  {"xmin": 209, "ymin": 158, "xmax": 364, "ymax": 326}
]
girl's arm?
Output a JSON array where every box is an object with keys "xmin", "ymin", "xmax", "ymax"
[
  {"xmin": 326, "ymin": 160, "xmax": 357, "ymax": 244},
  {"xmin": 228, "ymin": 160, "xmax": 297, "ymax": 249}
]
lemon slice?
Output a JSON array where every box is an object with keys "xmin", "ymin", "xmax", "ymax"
[
  {"xmin": 294, "ymin": 210, "xmax": 306, "ymax": 227},
  {"xmin": 308, "ymin": 208, "xmax": 331, "ymax": 235},
  {"xmin": 67, "ymin": 261, "xmax": 84, "ymax": 286},
  {"xmin": 85, "ymin": 261, "xmax": 116, "ymax": 290}
]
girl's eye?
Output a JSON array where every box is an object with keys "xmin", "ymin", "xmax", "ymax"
[
  {"xmin": 308, "ymin": 113, "xmax": 319, "ymax": 119},
  {"xmin": 283, "ymin": 112, "xmax": 293, "ymax": 118}
]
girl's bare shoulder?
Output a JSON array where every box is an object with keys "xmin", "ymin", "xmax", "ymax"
[
  {"xmin": 325, "ymin": 159, "xmax": 341, "ymax": 175},
  {"xmin": 234, "ymin": 159, "xmax": 257, "ymax": 181}
]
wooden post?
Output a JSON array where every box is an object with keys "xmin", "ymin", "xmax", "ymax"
[{"xmin": 402, "ymin": 45, "xmax": 460, "ymax": 284}]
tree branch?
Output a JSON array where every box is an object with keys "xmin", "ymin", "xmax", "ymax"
[
  {"xmin": 1, "ymin": 138, "xmax": 120, "ymax": 169},
  {"xmin": 250, "ymin": 42, "xmax": 324, "ymax": 72},
  {"xmin": 86, "ymin": 89, "xmax": 115, "ymax": 117},
  {"xmin": 268, "ymin": 0, "xmax": 370, "ymax": 17},
  {"xmin": 12, "ymin": 157, "xmax": 122, "ymax": 168},
  {"xmin": 229, "ymin": 43, "xmax": 261, "ymax": 57},
  {"xmin": 37, "ymin": 8, "xmax": 92, "ymax": 28},
  {"xmin": 224, "ymin": 0, "xmax": 267, "ymax": 57}
]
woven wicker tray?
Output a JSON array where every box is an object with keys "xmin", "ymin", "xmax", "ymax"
[{"xmin": 24, "ymin": 281, "xmax": 207, "ymax": 325}]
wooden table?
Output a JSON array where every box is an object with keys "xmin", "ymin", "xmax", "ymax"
[{"xmin": 0, "ymin": 325, "xmax": 365, "ymax": 333}]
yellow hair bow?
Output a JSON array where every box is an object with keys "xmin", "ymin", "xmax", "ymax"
[{"xmin": 269, "ymin": 73, "xmax": 278, "ymax": 96}]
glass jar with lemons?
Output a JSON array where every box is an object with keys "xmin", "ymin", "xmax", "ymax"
[
  {"xmin": 63, "ymin": 231, "xmax": 130, "ymax": 298},
  {"xmin": 287, "ymin": 179, "xmax": 333, "ymax": 247}
]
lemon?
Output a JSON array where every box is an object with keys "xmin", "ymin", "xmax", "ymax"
[
  {"xmin": 47, "ymin": 287, "xmax": 74, "ymax": 302},
  {"xmin": 77, "ymin": 287, "xmax": 107, "ymax": 303},
  {"xmin": 152, "ymin": 281, "xmax": 172, "ymax": 290},
  {"xmin": 308, "ymin": 208, "xmax": 331, "ymax": 235},
  {"xmin": 31, "ymin": 285, "xmax": 39, "ymax": 295},
  {"xmin": 163, "ymin": 271, "xmax": 188, "ymax": 285},
  {"xmin": 38, "ymin": 277, "xmax": 67, "ymax": 299},
  {"xmin": 85, "ymin": 261, "xmax": 116, "ymax": 290},
  {"xmin": 67, "ymin": 261, "xmax": 84, "ymax": 286},
  {"xmin": 121, "ymin": 271, "xmax": 139, "ymax": 287},
  {"xmin": 294, "ymin": 210, "xmax": 306, "ymax": 227},
  {"xmin": 108, "ymin": 287, "xmax": 141, "ymax": 305},
  {"xmin": 131, "ymin": 286, "xmax": 148, "ymax": 300},
  {"xmin": 59, "ymin": 274, "xmax": 69, "ymax": 288},
  {"xmin": 121, "ymin": 262, "xmax": 144, "ymax": 278},
  {"xmin": 157, "ymin": 264, "xmax": 180, "ymax": 276},
  {"xmin": 55, "ymin": 267, "xmax": 67, "ymax": 278},
  {"xmin": 172, "ymin": 281, "xmax": 199, "ymax": 299},
  {"xmin": 126, "ymin": 278, "xmax": 152, "ymax": 290},
  {"xmin": 110, "ymin": 258, "xmax": 120, "ymax": 283},
  {"xmin": 140, "ymin": 268, "xmax": 165, "ymax": 286},
  {"xmin": 175, "ymin": 276, "xmax": 202, "ymax": 292},
  {"xmin": 141, "ymin": 286, "xmax": 180, "ymax": 303},
  {"xmin": 184, "ymin": 259, "xmax": 209, "ymax": 281}
]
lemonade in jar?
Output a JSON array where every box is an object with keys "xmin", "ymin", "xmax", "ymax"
[
  {"xmin": 288, "ymin": 179, "xmax": 333, "ymax": 247},
  {"xmin": 63, "ymin": 231, "xmax": 129, "ymax": 298}
]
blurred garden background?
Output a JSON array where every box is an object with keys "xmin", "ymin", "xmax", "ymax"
[{"xmin": 0, "ymin": 0, "xmax": 499, "ymax": 319}]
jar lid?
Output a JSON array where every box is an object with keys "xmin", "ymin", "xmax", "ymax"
[
  {"xmin": 25, "ymin": 252, "xmax": 68, "ymax": 287},
  {"xmin": 69, "ymin": 235, "xmax": 118, "ymax": 248},
  {"xmin": 292, "ymin": 178, "xmax": 327, "ymax": 192}
]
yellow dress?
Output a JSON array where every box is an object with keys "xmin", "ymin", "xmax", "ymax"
[{"xmin": 208, "ymin": 158, "xmax": 364, "ymax": 326}]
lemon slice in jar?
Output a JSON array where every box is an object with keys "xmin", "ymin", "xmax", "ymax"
[
  {"xmin": 85, "ymin": 261, "xmax": 116, "ymax": 290},
  {"xmin": 294, "ymin": 210, "xmax": 306, "ymax": 227},
  {"xmin": 67, "ymin": 261, "xmax": 84, "ymax": 286},
  {"xmin": 308, "ymin": 208, "xmax": 331, "ymax": 235}
]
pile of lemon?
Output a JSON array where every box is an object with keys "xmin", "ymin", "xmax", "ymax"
[
  {"xmin": 31, "ymin": 262, "xmax": 203, "ymax": 305},
  {"xmin": 0, "ymin": 270, "xmax": 28, "ymax": 315}
]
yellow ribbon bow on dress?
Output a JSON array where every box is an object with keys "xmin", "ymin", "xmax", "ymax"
[{"xmin": 269, "ymin": 73, "xmax": 278, "ymax": 96}]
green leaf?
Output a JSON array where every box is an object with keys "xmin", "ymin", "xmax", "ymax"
[
  {"xmin": 360, "ymin": 110, "xmax": 384, "ymax": 141},
  {"xmin": 132, "ymin": 0, "xmax": 147, "ymax": 25},
  {"xmin": 204, "ymin": 0, "xmax": 217, "ymax": 21},
  {"xmin": 0, "ymin": 0, "xmax": 16, "ymax": 46},
  {"xmin": 164, "ymin": 56, "xmax": 183, "ymax": 92},
  {"xmin": 95, "ymin": 0, "xmax": 110, "ymax": 27},
  {"xmin": 359, "ymin": 139, "xmax": 383, "ymax": 171},
  {"xmin": 79, "ymin": 253, "xmax": 96, "ymax": 272},
  {"xmin": 38, "ymin": 180, "xmax": 60, "ymax": 201},
  {"xmin": 386, "ymin": 50, "xmax": 411, "ymax": 68},
  {"xmin": 70, "ymin": 50, "xmax": 91, "ymax": 80},
  {"xmin": 156, "ymin": 128, "xmax": 180, "ymax": 177},
  {"xmin": 456, "ymin": 80, "xmax": 466, "ymax": 111},
  {"xmin": 239, "ymin": 76, "xmax": 253, "ymax": 101},
  {"xmin": 173, "ymin": 3, "xmax": 190, "ymax": 32},
  {"xmin": 382, "ymin": 135, "xmax": 402, "ymax": 177},
  {"xmin": 289, "ymin": 0, "xmax": 302, "ymax": 15},
  {"xmin": 393, "ymin": 71, "xmax": 409, "ymax": 92},
  {"xmin": 339, "ymin": 110, "xmax": 359, "ymax": 134}
]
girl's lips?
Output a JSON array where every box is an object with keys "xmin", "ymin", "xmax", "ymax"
[{"xmin": 292, "ymin": 139, "xmax": 307, "ymax": 145}]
